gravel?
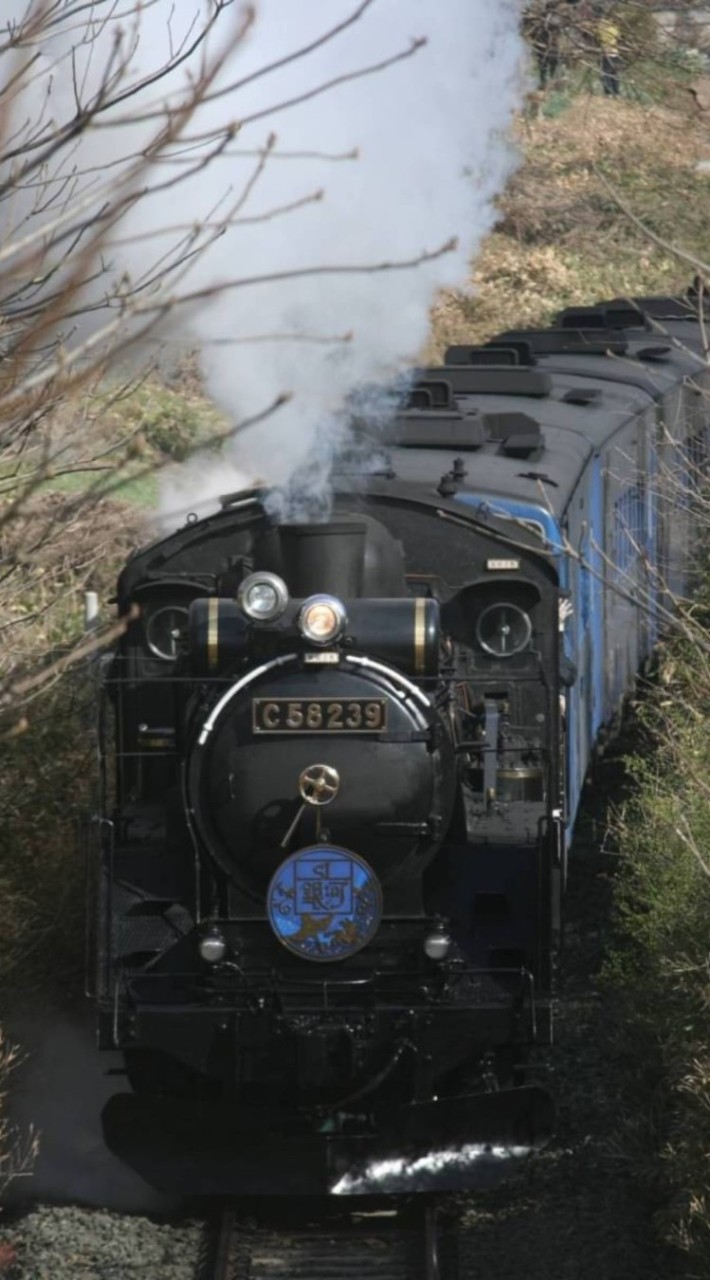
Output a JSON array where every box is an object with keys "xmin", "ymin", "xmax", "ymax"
[{"xmin": 0, "ymin": 1208, "xmax": 202, "ymax": 1280}]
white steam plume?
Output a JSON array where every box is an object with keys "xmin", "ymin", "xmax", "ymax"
[
  {"xmin": 4, "ymin": 2, "xmax": 527, "ymax": 525},
  {"xmin": 154, "ymin": 0, "xmax": 527, "ymax": 526}
]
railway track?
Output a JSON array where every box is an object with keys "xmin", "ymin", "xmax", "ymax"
[{"xmin": 199, "ymin": 1200, "xmax": 456, "ymax": 1280}]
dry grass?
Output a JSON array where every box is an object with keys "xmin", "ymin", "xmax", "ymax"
[{"xmin": 428, "ymin": 94, "xmax": 710, "ymax": 359}]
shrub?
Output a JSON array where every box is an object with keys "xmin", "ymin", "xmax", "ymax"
[
  {"xmin": 131, "ymin": 385, "xmax": 207, "ymax": 461},
  {"xmin": 606, "ymin": 644, "xmax": 710, "ymax": 1266},
  {"xmin": 0, "ymin": 1030, "xmax": 37, "ymax": 1203}
]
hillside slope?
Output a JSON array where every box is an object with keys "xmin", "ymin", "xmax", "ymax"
[{"xmin": 431, "ymin": 93, "xmax": 710, "ymax": 356}]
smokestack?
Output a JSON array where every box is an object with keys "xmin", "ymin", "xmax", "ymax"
[{"xmin": 277, "ymin": 520, "xmax": 366, "ymax": 597}]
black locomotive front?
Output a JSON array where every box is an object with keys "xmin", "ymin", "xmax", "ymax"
[{"xmin": 97, "ymin": 503, "xmax": 558, "ymax": 1193}]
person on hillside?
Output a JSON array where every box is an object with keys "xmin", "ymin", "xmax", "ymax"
[
  {"xmin": 598, "ymin": 12, "xmax": 622, "ymax": 97},
  {"xmin": 523, "ymin": 1, "xmax": 563, "ymax": 88}
]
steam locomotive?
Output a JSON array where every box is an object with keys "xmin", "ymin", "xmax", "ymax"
[{"xmin": 96, "ymin": 290, "xmax": 710, "ymax": 1196}]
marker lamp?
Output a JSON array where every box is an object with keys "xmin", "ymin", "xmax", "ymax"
[
  {"xmin": 198, "ymin": 929, "xmax": 227, "ymax": 964},
  {"xmin": 423, "ymin": 927, "xmax": 452, "ymax": 961}
]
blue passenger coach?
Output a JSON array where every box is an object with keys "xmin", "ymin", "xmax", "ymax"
[{"xmin": 382, "ymin": 295, "xmax": 710, "ymax": 837}]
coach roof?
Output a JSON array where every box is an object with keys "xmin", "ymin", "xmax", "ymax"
[{"xmin": 374, "ymin": 340, "xmax": 697, "ymax": 521}]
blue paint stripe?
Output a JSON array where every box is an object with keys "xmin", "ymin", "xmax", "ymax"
[
  {"xmin": 588, "ymin": 458, "xmax": 604, "ymax": 737},
  {"xmin": 454, "ymin": 493, "xmax": 566, "ymax": 555}
]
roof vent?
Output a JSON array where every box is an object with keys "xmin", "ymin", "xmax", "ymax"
[
  {"xmin": 495, "ymin": 328, "xmax": 628, "ymax": 357},
  {"xmin": 420, "ymin": 364, "xmax": 550, "ymax": 398},
  {"xmin": 602, "ymin": 300, "xmax": 651, "ymax": 329},
  {"xmin": 562, "ymin": 388, "xmax": 602, "ymax": 406},
  {"xmin": 483, "ymin": 411, "xmax": 544, "ymax": 458},
  {"xmin": 636, "ymin": 345, "xmax": 671, "ymax": 363},
  {"xmin": 392, "ymin": 407, "xmax": 545, "ymax": 456},
  {"xmin": 444, "ymin": 344, "xmax": 529, "ymax": 367},
  {"xmin": 408, "ymin": 387, "xmax": 434, "ymax": 409},
  {"xmin": 500, "ymin": 429, "xmax": 543, "ymax": 459},
  {"xmin": 392, "ymin": 411, "xmax": 487, "ymax": 451},
  {"xmin": 558, "ymin": 304, "xmax": 649, "ymax": 331},
  {"xmin": 558, "ymin": 307, "xmax": 608, "ymax": 330},
  {"xmin": 406, "ymin": 378, "xmax": 455, "ymax": 409},
  {"xmin": 423, "ymin": 367, "xmax": 552, "ymax": 398},
  {"xmin": 484, "ymin": 339, "xmax": 537, "ymax": 367}
]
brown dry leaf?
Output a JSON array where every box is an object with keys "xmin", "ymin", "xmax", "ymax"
[
  {"xmin": 0, "ymin": 1242, "xmax": 16, "ymax": 1270},
  {"xmin": 689, "ymin": 77, "xmax": 710, "ymax": 112}
]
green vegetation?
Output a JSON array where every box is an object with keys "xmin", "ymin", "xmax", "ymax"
[
  {"xmin": 0, "ymin": 372, "xmax": 226, "ymax": 508},
  {"xmin": 603, "ymin": 626, "xmax": 710, "ymax": 1268},
  {"xmin": 0, "ymin": 367, "xmax": 226, "ymax": 978},
  {"xmin": 0, "ymin": 494, "xmax": 140, "ymax": 987},
  {"xmin": 0, "ymin": 679, "xmax": 91, "ymax": 989},
  {"xmin": 101, "ymin": 374, "xmax": 226, "ymax": 465},
  {"xmin": 0, "ymin": 368, "xmax": 225, "ymax": 996},
  {"xmin": 41, "ymin": 463, "xmax": 158, "ymax": 506},
  {"xmin": 0, "ymin": 366, "xmax": 225, "ymax": 993}
]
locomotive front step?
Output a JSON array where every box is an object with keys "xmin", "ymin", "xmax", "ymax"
[{"xmin": 101, "ymin": 1085, "xmax": 553, "ymax": 1197}]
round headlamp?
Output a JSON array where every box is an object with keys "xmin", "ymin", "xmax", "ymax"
[
  {"xmin": 237, "ymin": 572, "xmax": 289, "ymax": 622},
  {"xmin": 298, "ymin": 595, "xmax": 347, "ymax": 646}
]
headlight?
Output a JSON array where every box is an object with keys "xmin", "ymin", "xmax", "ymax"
[
  {"xmin": 298, "ymin": 595, "xmax": 347, "ymax": 646},
  {"xmin": 237, "ymin": 572, "xmax": 289, "ymax": 622},
  {"xmin": 476, "ymin": 602, "xmax": 531, "ymax": 658}
]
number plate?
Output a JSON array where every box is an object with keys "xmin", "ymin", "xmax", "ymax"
[{"xmin": 252, "ymin": 698, "xmax": 387, "ymax": 734}]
